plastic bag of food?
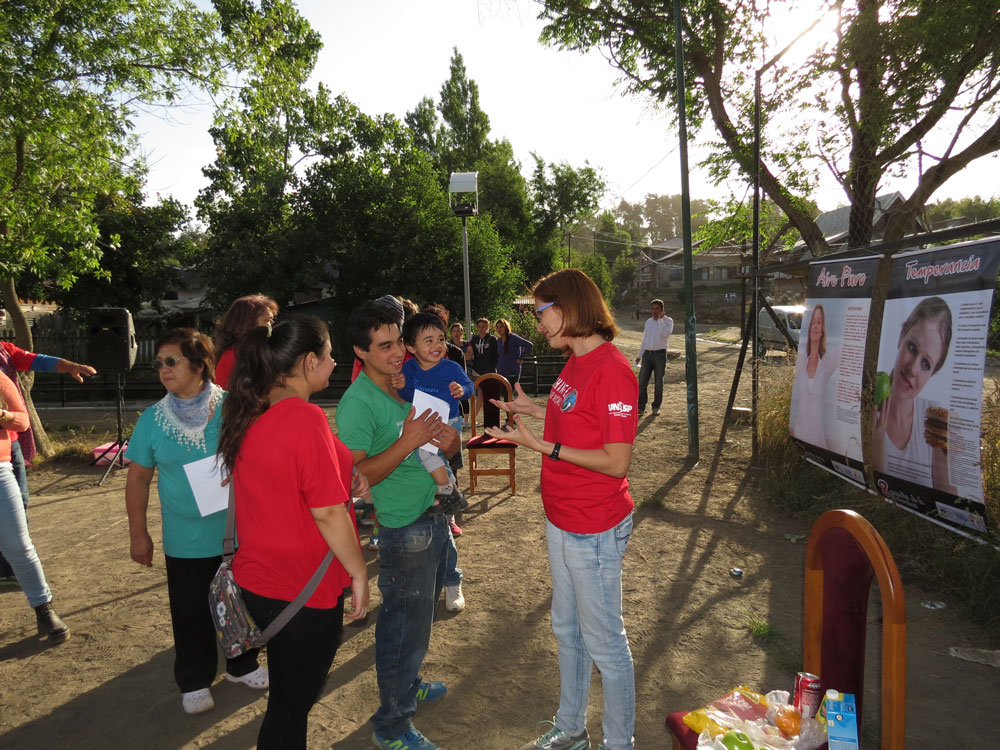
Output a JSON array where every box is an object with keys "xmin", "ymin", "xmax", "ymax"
[{"xmin": 683, "ymin": 686, "xmax": 770, "ymax": 735}]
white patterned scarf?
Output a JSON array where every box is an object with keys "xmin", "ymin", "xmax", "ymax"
[{"xmin": 153, "ymin": 382, "xmax": 223, "ymax": 451}]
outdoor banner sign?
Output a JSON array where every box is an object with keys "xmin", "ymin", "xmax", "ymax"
[
  {"xmin": 872, "ymin": 236, "xmax": 1000, "ymax": 535},
  {"xmin": 790, "ymin": 255, "xmax": 881, "ymax": 486}
]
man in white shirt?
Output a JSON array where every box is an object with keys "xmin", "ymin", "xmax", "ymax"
[{"xmin": 634, "ymin": 298, "xmax": 674, "ymax": 416}]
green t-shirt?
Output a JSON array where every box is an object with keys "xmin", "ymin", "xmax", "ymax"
[
  {"xmin": 124, "ymin": 386, "xmax": 226, "ymax": 558},
  {"xmin": 335, "ymin": 371, "xmax": 436, "ymax": 528}
]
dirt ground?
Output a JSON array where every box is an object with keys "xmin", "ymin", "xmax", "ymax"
[{"xmin": 0, "ymin": 319, "xmax": 996, "ymax": 749}]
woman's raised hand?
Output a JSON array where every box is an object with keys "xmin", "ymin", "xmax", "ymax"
[
  {"xmin": 485, "ymin": 413, "xmax": 541, "ymax": 450},
  {"xmin": 491, "ymin": 382, "xmax": 544, "ymax": 419}
]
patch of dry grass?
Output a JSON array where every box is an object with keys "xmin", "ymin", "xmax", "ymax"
[{"xmin": 754, "ymin": 364, "xmax": 1000, "ymax": 636}]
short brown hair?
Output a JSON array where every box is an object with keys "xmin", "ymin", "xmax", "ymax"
[
  {"xmin": 651, "ymin": 298, "xmax": 664, "ymax": 308},
  {"xmin": 155, "ymin": 328, "xmax": 216, "ymax": 384},
  {"xmin": 532, "ymin": 268, "xmax": 618, "ymax": 342}
]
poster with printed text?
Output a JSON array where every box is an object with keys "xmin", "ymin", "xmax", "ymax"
[
  {"xmin": 790, "ymin": 256, "xmax": 881, "ymax": 486},
  {"xmin": 872, "ymin": 236, "xmax": 1000, "ymax": 536}
]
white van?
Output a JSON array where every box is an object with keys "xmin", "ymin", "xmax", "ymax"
[{"xmin": 757, "ymin": 305, "xmax": 805, "ymax": 352}]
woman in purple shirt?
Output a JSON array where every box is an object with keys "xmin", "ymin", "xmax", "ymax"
[{"xmin": 494, "ymin": 318, "xmax": 533, "ymax": 386}]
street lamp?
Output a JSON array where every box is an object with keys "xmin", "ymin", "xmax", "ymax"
[{"xmin": 449, "ymin": 171, "xmax": 478, "ymax": 344}]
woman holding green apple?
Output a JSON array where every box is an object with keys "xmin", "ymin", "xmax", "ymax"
[{"xmin": 872, "ymin": 296, "xmax": 957, "ymax": 493}]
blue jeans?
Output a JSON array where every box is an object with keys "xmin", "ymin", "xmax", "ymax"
[
  {"xmin": 546, "ymin": 515, "xmax": 635, "ymax": 750},
  {"xmin": 11, "ymin": 440, "xmax": 30, "ymax": 508},
  {"xmin": 0, "ymin": 463, "xmax": 52, "ymax": 607},
  {"xmin": 444, "ymin": 525, "xmax": 462, "ymax": 588},
  {"xmin": 371, "ymin": 512, "xmax": 450, "ymax": 739},
  {"xmin": 637, "ymin": 349, "xmax": 667, "ymax": 412}
]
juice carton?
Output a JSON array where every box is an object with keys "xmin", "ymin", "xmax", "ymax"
[{"xmin": 824, "ymin": 690, "xmax": 859, "ymax": 750}]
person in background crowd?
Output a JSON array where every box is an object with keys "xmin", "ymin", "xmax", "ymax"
[
  {"xmin": 0, "ymin": 367, "xmax": 70, "ymax": 642},
  {"xmin": 467, "ymin": 317, "xmax": 501, "ymax": 428},
  {"xmin": 494, "ymin": 317, "xmax": 534, "ymax": 387},
  {"xmin": 337, "ymin": 301, "xmax": 460, "ymax": 750},
  {"xmin": 125, "ymin": 328, "xmax": 267, "ymax": 715},
  {"xmin": 634, "ymin": 298, "xmax": 673, "ymax": 417},
  {"xmin": 219, "ymin": 316, "xmax": 368, "ymax": 749},
  {"xmin": 0, "ymin": 342, "xmax": 96, "ymax": 581},
  {"xmin": 488, "ymin": 268, "xmax": 638, "ymax": 750},
  {"xmin": 212, "ymin": 294, "xmax": 279, "ymax": 390},
  {"xmin": 448, "ymin": 322, "xmax": 471, "ymax": 428}
]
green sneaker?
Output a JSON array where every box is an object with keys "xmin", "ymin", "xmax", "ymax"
[
  {"xmin": 371, "ymin": 727, "xmax": 439, "ymax": 750},
  {"xmin": 520, "ymin": 718, "xmax": 589, "ymax": 750}
]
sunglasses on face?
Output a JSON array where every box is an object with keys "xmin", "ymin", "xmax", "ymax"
[
  {"xmin": 533, "ymin": 301, "xmax": 555, "ymax": 321},
  {"xmin": 152, "ymin": 356, "xmax": 187, "ymax": 370}
]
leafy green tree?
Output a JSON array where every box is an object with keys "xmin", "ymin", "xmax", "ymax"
[
  {"xmin": 613, "ymin": 199, "xmax": 648, "ymax": 245},
  {"xmin": 294, "ymin": 103, "xmax": 524, "ymax": 317},
  {"xmin": 611, "ymin": 249, "xmax": 637, "ymax": 294},
  {"xmin": 0, "ymin": 0, "xmax": 239, "ymax": 347},
  {"xmin": 530, "ymin": 154, "xmax": 605, "ymax": 244},
  {"xmin": 538, "ymin": 0, "xmax": 1000, "ymax": 250},
  {"xmin": 1, "ymin": 0, "xmax": 300, "ymax": 451},
  {"xmin": 436, "ymin": 48, "xmax": 492, "ymax": 176},
  {"xmin": 925, "ymin": 196, "xmax": 1000, "ymax": 227},
  {"xmin": 406, "ymin": 50, "xmax": 544, "ymax": 279},
  {"xmin": 574, "ymin": 252, "xmax": 614, "ymax": 305},
  {"xmin": 695, "ymin": 196, "xmax": 814, "ymax": 258},
  {"xmin": 48, "ymin": 194, "xmax": 200, "ymax": 320},
  {"xmin": 196, "ymin": 1, "xmax": 323, "ymax": 306},
  {"xmin": 593, "ymin": 210, "xmax": 632, "ymax": 264}
]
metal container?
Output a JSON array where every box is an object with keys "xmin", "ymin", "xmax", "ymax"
[{"xmin": 794, "ymin": 672, "xmax": 823, "ymax": 719}]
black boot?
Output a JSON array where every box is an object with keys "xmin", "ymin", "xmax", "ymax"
[{"xmin": 35, "ymin": 601, "xmax": 70, "ymax": 643}]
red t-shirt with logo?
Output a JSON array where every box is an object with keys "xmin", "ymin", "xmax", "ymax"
[
  {"xmin": 541, "ymin": 342, "xmax": 638, "ymax": 533},
  {"xmin": 233, "ymin": 398, "xmax": 357, "ymax": 607}
]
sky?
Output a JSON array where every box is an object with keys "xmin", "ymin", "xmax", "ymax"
[{"xmin": 135, "ymin": 0, "xmax": 998, "ymax": 217}]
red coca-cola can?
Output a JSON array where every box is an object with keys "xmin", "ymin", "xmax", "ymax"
[{"xmin": 794, "ymin": 672, "xmax": 823, "ymax": 719}]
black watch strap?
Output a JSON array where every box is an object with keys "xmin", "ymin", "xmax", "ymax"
[{"xmin": 550, "ymin": 442, "xmax": 561, "ymax": 461}]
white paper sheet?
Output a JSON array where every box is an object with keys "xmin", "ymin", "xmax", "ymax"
[
  {"xmin": 182, "ymin": 455, "xmax": 230, "ymax": 517},
  {"xmin": 412, "ymin": 389, "xmax": 450, "ymax": 453}
]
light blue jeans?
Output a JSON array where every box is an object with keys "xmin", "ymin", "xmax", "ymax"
[
  {"xmin": 0, "ymin": 462, "xmax": 52, "ymax": 607},
  {"xmin": 546, "ymin": 514, "xmax": 635, "ymax": 750}
]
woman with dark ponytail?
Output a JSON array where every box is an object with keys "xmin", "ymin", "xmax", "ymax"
[{"xmin": 219, "ymin": 316, "xmax": 369, "ymax": 750}]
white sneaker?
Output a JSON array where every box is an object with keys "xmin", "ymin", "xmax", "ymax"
[
  {"xmin": 181, "ymin": 687, "xmax": 214, "ymax": 714},
  {"xmin": 445, "ymin": 583, "xmax": 465, "ymax": 612},
  {"xmin": 226, "ymin": 665, "xmax": 269, "ymax": 689}
]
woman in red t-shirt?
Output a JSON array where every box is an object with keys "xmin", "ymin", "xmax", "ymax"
[
  {"xmin": 487, "ymin": 269, "xmax": 638, "ymax": 750},
  {"xmin": 218, "ymin": 316, "xmax": 369, "ymax": 750},
  {"xmin": 212, "ymin": 294, "xmax": 279, "ymax": 390}
]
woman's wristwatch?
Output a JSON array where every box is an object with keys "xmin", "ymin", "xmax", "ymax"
[{"xmin": 549, "ymin": 442, "xmax": 561, "ymax": 461}]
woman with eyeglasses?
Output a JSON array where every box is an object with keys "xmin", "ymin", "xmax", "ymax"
[
  {"xmin": 487, "ymin": 269, "xmax": 638, "ymax": 750},
  {"xmin": 125, "ymin": 328, "xmax": 267, "ymax": 715}
]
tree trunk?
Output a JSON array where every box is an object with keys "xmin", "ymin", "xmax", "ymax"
[{"xmin": 1, "ymin": 276, "xmax": 53, "ymax": 457}]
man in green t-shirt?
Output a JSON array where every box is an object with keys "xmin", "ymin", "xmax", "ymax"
[{"xmin": 336, "ymin": 301, "xmax": 460, "ymax": 750}]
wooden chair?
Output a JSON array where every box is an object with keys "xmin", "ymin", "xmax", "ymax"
[
  {"xmin": 466, "ymin": 373, "xmax": 517, "ymax": 494},
  {"xmin": 666, "ymin": 509, "xmax": 906, "ymax": 750}
]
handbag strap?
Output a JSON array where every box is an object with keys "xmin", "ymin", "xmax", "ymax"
[{"xmin": 224, "ymin": 477, "xmax": 336, "ymax": 641}]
